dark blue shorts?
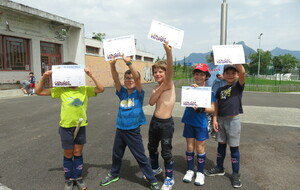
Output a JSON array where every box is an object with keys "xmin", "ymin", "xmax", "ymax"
[
  {"xmin": 59, "ymin": 126, "xmax": 86, "ymax": 150},
  {"xmin": 183, "ymin": 124, "xmax": 209, "ymax": 141}
]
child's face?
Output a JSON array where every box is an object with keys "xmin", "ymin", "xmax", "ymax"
[
  {"xmin": 153, "ymin": 68, "xmax": 166, "ymax": 84},
  {"xmin": 223, "ymin": 69, "xmax": 238, "ymax": 84},
  {"xmin": 124, "ymin": 74, "xmax": 136, "ymax": 90},
  {"xmin": 193, "ymin": 72, "xmax": 207, "ymax": 86}
]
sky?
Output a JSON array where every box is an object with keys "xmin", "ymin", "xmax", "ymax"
[{"xmin": 13, "ymin": 0, "xmax": 300, "ymax": 60}]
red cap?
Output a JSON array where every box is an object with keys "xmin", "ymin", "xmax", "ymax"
[{"xmin": 193, "ymin": 63, "xmax": 209, "ymax": 72}]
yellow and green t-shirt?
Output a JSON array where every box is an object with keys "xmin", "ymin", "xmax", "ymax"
[{"xmin": 51, "ymin": 86, "xmax": 96, "ymax": 128}]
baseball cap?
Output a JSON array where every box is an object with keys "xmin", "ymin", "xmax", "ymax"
[
  {"xmin": 223, "ymin": 64, "xmax": 238, "ymax": 73},
  {"xmin": 193, "ymin": 63, "xmax": 209, "ymax": 72}
]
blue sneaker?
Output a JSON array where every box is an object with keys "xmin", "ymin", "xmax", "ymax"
[
  {"xmin": 161, "ymin": 177, "xmax": 174, "ymax": 190},
  {"xmin": 100, "ymin": 173, "xmax": 119, "ymax": 186}
]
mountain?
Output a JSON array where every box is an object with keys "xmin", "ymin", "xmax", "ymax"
[
  {"xmin": 271, "ymin": 47, "xmax": 300, "ymax": 60},
  {"xmin": 176, "ymin": 41, "xmax": 299, "ymax": 64}
]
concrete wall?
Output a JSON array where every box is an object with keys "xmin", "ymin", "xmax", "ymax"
[{"xmin": 85, "ymin": 55, "xmax": 154, "ymax": 87}]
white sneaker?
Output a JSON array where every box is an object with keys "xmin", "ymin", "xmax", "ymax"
[
  {"xmin": 183, "ymin": 170, "xmax": 194, "ymax": 183},
  {"xmin": 194, "ymin": 172, "xmax": 205, "ymax": 186},
  {"xmin": 161, "ymin": 177, "xmax": 174, "ymax": 190}
]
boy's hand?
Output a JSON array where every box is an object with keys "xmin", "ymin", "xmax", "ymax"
[
  {"xmin": 213, "ymin": 121, "xmax": 219, "ymax": 132},
  {"xmin": 109, "ymin": 58, "xmax": 117, "ymax": 65},
  {"xmin": 42, "ymin": 70, "xmax": 52, "ymax": 78},
  {"xmin": 84, "ymin": 68, "xmax": 92, "ymax": 77},
  {"xmin": 191, "ymin": 84, "xmax": 198, "ymax": 87},
  {"xmin": 123, "ymin": 55, "xmax": 131, "ymax": 64},
  {"xmin": 163, "ymin": 41, "xmax": 172, "ymax": 53}
]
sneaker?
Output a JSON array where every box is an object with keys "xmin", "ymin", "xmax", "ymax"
[
  {"xmin": 205, "ymin": 167, "xmax": 225, "ymax": 176},
  {"xmin": 150, "ymin": 182, "xmax": 160, "ymax": 190},
  {"xmin": 210, "ymin": 131, "xmax": 216, "ymax": 139},
  {"xmin": 75, "ymin": 177, "xmax": 87, "ymax": 190},
  {"xmin": 232, "ymin": 173, "xmax": 242, "ymax": 188},
  {"xmin": 182, "ymin": 170, "xmax": 194, "ymax": 183},
  {"xmin": 143, "ymin": 167, "xmax": 163, "ymax": 180},
  {"xmin": 153, "ymin": 167, "xmax": 163, "ymax": 176},
  {"xmin": 194, "ymin": 172, "xmax": 205, "ymax": 186},
  {"xmin": 64, "ymin": 179, "xmax": 74, "ymax": 190},
  {"xmin": 161, "ymin": 177, "xmax": 174, "ymax": 190},
  {"xmin": 100, "ymin": 173, "xmax": 120, "ymax": 186}
]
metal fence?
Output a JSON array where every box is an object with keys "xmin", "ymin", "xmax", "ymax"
[{"xmin": 174, "ymin": 79, "xmax": 300, "ymax": 93}]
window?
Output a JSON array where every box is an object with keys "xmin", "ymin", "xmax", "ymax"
[
  {"xmin": 135, "ymin": 55, "xmax": 142, "ymax": 60},
  {"xmin": 86, "ymin": 46, "xmax": 99, "ymax": 54},
  {"xmin": 0, "ymin": 35, "xmax": 30, "ymax": 71},
  {"xmin": 144, "ymin": 57, "xmax": 154, "ymax": 62}
]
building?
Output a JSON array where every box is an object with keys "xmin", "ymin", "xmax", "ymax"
[{"xmin": 0, "ymin": 0, "xmax": 155, "ymax": 87}]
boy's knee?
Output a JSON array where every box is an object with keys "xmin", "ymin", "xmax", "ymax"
[
  {"xmin": 148, "ymin": 145, "xmax": 157, "ymax": 154},
  {"xmin": 162, "ymin": 152, "xmax": 173, "ymax": 162}
]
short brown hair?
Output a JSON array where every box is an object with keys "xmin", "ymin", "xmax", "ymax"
[
  {"xmin": 152, "ymin": 60, "xmax": 167, "ymax": 75},
  {"xmin": 124, "ymin": 70, "xmax": 141, "ymax": 79},
  {"xmin": 62, "ymin": 61, "xmax": 78, "ymax": 65}
]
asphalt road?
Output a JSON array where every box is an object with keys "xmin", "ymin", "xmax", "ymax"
[{"xmin": 0, "ymin": 83, "xmax": 299, "ymax": 190}]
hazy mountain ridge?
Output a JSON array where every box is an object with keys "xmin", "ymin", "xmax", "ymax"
[{"xmin": 176, "ymin": 41, "xmax": 300, "ymax": 65}]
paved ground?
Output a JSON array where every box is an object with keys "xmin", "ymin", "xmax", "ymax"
[{"xmin": 0, "ymin": 84, "xmax": 299, "ymax": 190}]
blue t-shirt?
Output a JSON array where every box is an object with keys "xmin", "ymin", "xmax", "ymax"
[
  {"xmin": 181, "ymin": 92, "xmax": 216, "ymax": 128},
  {"xmin": 206, "ymin": 63, "xmax": 226, "ymax": 94},
  {"xmin": 115, "ymin": 86, "xmax": 146, "ymax": 130},
  {"xmin": 215, "ymin": 81, "xmax": 244, "ymax": 117}
]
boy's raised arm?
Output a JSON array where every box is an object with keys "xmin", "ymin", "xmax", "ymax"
[
  {"xmin": 84, "ymin": 68, "xmax": 104, "ymax": 93},
  {"xmin": 163, "ymin": 42, "xmax": 173, "ymax": 87},
  {"xmin": 236, "ymin": 64, "xmax": 246, "ymax": 85},
  {"xmin": 123, "ymin": 56, "xmax": 142, "ymax": 93},
  {"xmin": 109, "ymin": 59, "xmax": 122, "ymax": 92},
  {"xmin": 35, "ymin": 70, "xmax": 52, "ymax": 96}
]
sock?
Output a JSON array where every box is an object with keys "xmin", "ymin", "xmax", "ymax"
[
  {"xmin": 197, "ymin": 153, "xmax": 206, "ymax": 173},
  {"xmin": 186, "ymin": 152, "xmax": 194, "ymax": 171},
  {"xmin": 74, "ymin": 155, "xmax": 83, "ymax": 179},
  {"xmin": 216, "ymin": 143, "xmax": 227, "ymax": 169},
  {"xmin": 150, "ymin": 153, "xmax": 159, "ymax": 170},
  {"xmin": 230, "ymin": 147, "xmax": 240, "ymax": 174},
  {"xmin": 164, "ymin": 160, "xmax": 174, "ymax": 178},
  {"xmin": 63, "ymin": 156, "xmax": 74, "ymax": 179}
]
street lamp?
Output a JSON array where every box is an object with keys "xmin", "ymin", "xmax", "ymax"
[{"xmin": 257, "ymin": 33, "xmax": 263, "ymax": 75}]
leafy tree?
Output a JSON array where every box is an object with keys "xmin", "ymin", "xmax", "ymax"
[
  {"xmin": 248, "ymin": 50, "xmax": 272, "ymax": 75},
  {"xmin": 272, "ymin": 54, "xmax": 298, "ymax": 74},
  {"xmin": 206, "ymin": 54, "xmax": 213, "ymax": 63},
  {"xmin": 92, "ymin": 32, "xmax": 106, "ymax": 41}
]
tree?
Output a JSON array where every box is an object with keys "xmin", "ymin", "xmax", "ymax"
[
  {"xmin": 92, "ymin": 32, "xmax": 106, "ymax": 41},
  {"xmin": 248, "ymin": 50, "xmax": 272, "ymax": 75},
  {"xmin": 206, "ymin": 54, "xmax": 213, "ymax": 63},
  {"xmin": 272, "ymin": 54, "xmax": 298, "ymax": 74}
]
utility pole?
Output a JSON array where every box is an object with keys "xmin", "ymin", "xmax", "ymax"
[
  {"xmin": 258, "ymin": 33, "xmax": 263, "ymax": 75},
  {"xmin": 220, "ymin": 0, "xmax": 228, "ymax": 45}
]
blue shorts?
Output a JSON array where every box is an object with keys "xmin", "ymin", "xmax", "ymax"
[
  {"xmin": 183, "ymin": 124, "xmax": 209, "ymax": 141},
  {"xmin": 59, "ymin": 126, "xmax": 86, "ymax": 150}
]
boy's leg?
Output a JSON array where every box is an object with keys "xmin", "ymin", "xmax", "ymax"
[
  {"xmin": 160, "ymin": 119, "xmax": 174, "ymax": 179},
  {"xmin": 126, "ymin": 127, "xmax": 157, "ymax": 184},
  {"xmin": 60, "ymin": 127, "xmax": 76, "ymax": 179},
  {"xmin": 73, "ymin": 126, "xmax": 86, "ymax": 179},
  {"xmin": 148, "ymin": 117, "xmax": 161, "ymax": 170},
  {"xmin": 110, "ymin": 129, "xmax": 126, "ymax": 177},
  {"xmin": 73, "ymin": 144, "xmax": 84, "ymax": 179},
  {"xmin": 216, "ymin": 142, "xmax": 227, "ymax": 169},
  {"xmin": 230, "ymin": 146, "xmax": 240, "ymax": 174}
]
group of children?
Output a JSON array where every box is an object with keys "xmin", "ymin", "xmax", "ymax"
[{"xmin": 35, "ymin": 42, "xmax": 245, "ymax": 190}]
